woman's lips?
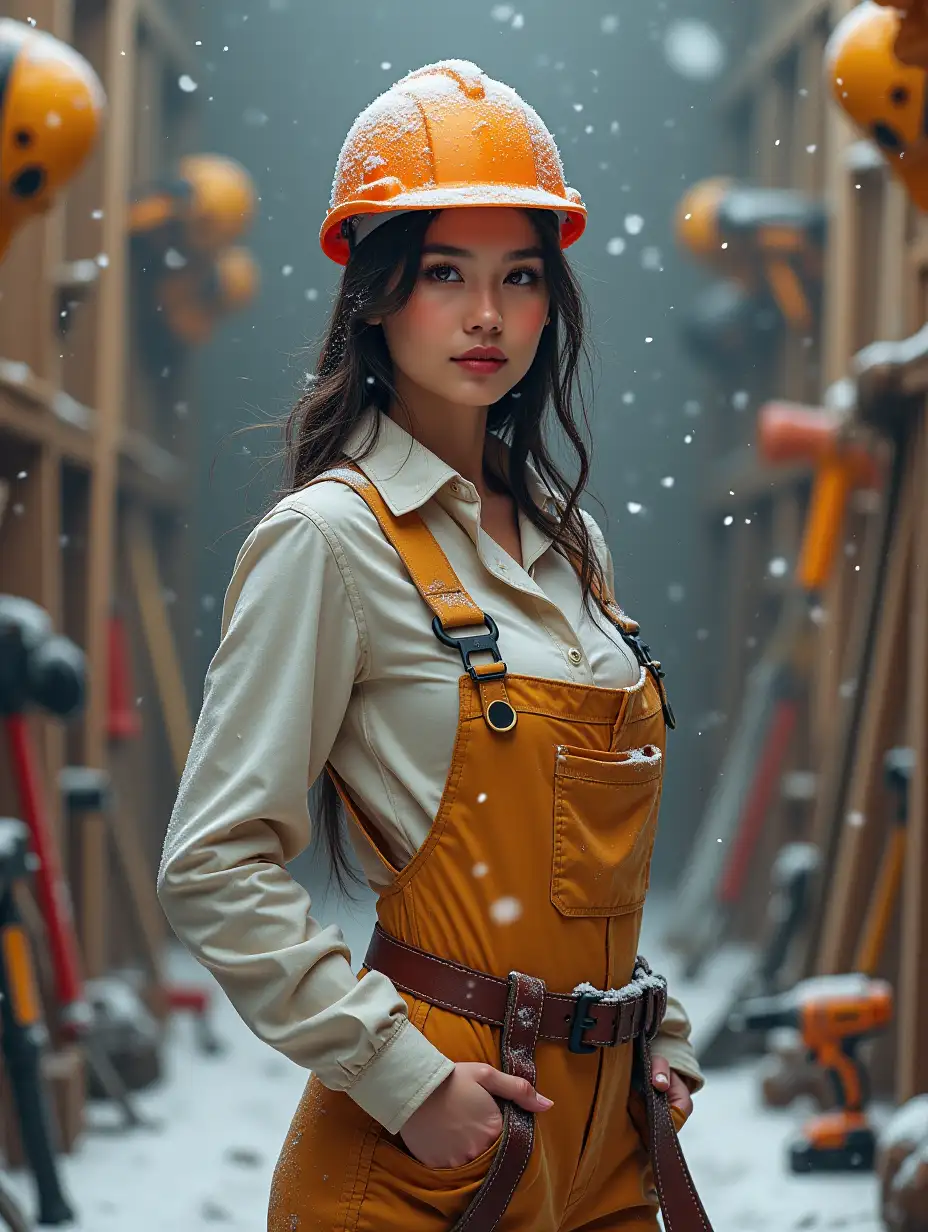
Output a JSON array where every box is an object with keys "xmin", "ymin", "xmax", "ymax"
[{"xmin": 452, "ymin": 358, "xmax": 508, "ymax": 374}]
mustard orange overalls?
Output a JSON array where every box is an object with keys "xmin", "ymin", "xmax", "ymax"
[{"xmin": 268, "ymin": 468, "xmax": 705, "ymax": 1232}]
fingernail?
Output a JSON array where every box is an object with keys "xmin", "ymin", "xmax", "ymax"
[
  {"xmin": 537, "ymin": 1095, "xmax": 554, "ymax": 1108},
  {"xmin": 654, "ymin": 1073, "xmax": 670, "ymax": 1088}
]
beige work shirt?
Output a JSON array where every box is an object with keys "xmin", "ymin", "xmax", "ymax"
[{"xmin": 158, "ymin": 408, "xmax": 704, "ymax": 1137}]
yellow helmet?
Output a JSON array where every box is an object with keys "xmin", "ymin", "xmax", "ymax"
[
  {"xmin": 129, "ymin": 154, "xmax": 256, "ymax": 254},
  {"xmin": 0, "ymin": 19, "xmax": 105, "ymax": 260},
  {"xmin": 825, "ymin": 2, "xmax": 928, "ymax": 209},
  {"xmin": 212, "ymin": 245, "xmax": 259, "ymax": 313},
  {"xmin": 177, "ymin": 155, "xmax": 256, "ymax": 252},
  {"xmin": 675, "ymin": 176, "xmax": 735, "ymax": 261},
  {"xmin": 159, "ymin": 247, "xmax": 259, "ymax": 346}
]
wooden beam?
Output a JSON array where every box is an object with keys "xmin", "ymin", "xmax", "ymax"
[
  {"xmin": 815, "ymin": 456, "xmax": 914, "ymax": 973},
  {"xmin": 718, "ymin": 0, "xmax": 831, "ymax": 112},
  {"xmin": 898, "ymin": 407, "xmax": 928, "ymax": 1100},
  {"xmin": 136, "ymin": 0, "xmax": 198, "ymax": 80},
  {"xmin": 81, "ymin": 0, "xmax": 138, "ymax": 980},
  {"xmin": 0, "ymin": 393, "xmax": 94, "ymax": 467}
]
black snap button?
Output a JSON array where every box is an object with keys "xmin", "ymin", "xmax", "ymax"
[{"xmin": 486, "ymin": 699, "xmax": 517, "ymax": 732}]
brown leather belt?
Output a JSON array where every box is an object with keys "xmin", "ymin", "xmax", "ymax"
[{"xmin": 365, "ymin": 925, "xmax": 714, "ymax": 1232}]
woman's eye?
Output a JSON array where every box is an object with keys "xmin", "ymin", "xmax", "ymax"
[
  {"xmin": 422, "ymin": 264, "xmax": 462, "ymax": 283},
  {"xmin": 506, "ymin": 267, "xmax": 542, "ymax": 286}
]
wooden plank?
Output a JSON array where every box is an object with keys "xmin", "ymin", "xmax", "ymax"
[
  {"xmin": 136, "ymin": 0, "xmax": 198, "ymax": 79},
  {"xmin": 80, "ymin": 0, "xmax": 138, "ymax": 980},
  {"xmin": 815, "ymin": 453, "xmax": 914, "ymax": 973},
  {"xmin": 898, "ymin": 407, "xmax": 928, "ymax": 1100},
  {"xmin": 718, "ymin": 0, "xmax": 831, "ymax": 112},
  {"xmin": 821, "ymin": 134, "xmax": 859, "ymax": 386},
  {"xmin": 878, "ymin": 182, "xmax": 910, "ymax": 340},
  {"xmin": 124, "ymin": 506, "xmax": 193, "ymax": 781}
]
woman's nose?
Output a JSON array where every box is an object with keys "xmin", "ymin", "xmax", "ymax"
[{"xmin": 465, "ymin": 297, "xmax": 503, "ymax": 332}]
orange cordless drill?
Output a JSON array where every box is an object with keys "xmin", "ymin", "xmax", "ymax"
[{"xmin": 732, "ymin": 974, "xmax": 893, "ymax": 1173}]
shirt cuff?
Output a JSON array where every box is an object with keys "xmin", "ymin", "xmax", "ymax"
[
  {"xmin": 651, "ymin": 1031, "xmax": 705, "ymax": 1094},
  {"xmin": 344, "ymin": 1017, "xmax": 456, "ymax": 1135}
]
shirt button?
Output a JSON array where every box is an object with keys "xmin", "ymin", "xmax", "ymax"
[
  {"xmin": 567, "ymin": 647, "xmax": 583, "ymax": 665},
  {"xmin": 450, "ymin": 481, "xmax": 461, "ymax": 494}
]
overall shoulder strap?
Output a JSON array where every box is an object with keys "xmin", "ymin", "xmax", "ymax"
[
  {"xmin": 304, "ymin": 465, "xmax": 484, "ymax": 629},
  {"xmin": 304, "ymin": 465, "xmax": 517, "ymax": 733}
]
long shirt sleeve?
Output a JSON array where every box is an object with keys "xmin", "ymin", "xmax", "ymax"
[{"xmin": 157, "ymin": 503, "xmax": 455, "ymax": 1134}]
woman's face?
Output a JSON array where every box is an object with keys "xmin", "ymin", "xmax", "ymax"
[{"xmin": 378, "ymin": 206, "xmax": 551, "ymax": 409}]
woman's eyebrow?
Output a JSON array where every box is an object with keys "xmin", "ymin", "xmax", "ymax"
[{"xmin": 421, "ymin": 244, "xmax": 544, "ymax": 260}]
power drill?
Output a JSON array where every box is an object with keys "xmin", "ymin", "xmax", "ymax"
[{"xmin": 731, "ymin": 974, "xmax": 893, "ymax": 1173}]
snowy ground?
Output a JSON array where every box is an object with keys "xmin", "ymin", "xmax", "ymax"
[{"xmin": 4, "ymin": 894, "xmax": 886, "ymax": 1230}]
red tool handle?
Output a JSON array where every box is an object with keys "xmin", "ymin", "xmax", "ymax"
[
  {"xmin": 717, "ymin": 698, "xmax": 801, "ymax": 905},
  {"xmin": 4, "ymin": 714, "xmax": 86, "ymax": 1019}
]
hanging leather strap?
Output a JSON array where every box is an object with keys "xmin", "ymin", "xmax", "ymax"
[{"xmin": 365, "ymin": 928, "xmax": 715, "ymax": 1232}]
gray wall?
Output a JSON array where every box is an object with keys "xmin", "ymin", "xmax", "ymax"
[{"xmin": 189, "ymin": 0, "xmax": 738, "ymax": 889}]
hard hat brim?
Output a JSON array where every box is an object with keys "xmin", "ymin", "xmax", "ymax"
[{"xmin": 320, "ymin": 188, "xmax": 587, "ymax": 265}]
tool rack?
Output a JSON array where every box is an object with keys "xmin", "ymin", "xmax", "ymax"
[
  {"xmin": 0, "ymin": 0, "xmax": 199, "ymax": 1149},
  {"xmin": 691, "ymin": 0, "xmax": 928, "ymax": 1103}
]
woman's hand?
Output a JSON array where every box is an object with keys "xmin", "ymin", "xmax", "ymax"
[
  {"xmin": 399, "ymin": 1061, "xmax": 554, "ymax": 1169},
  {"xmin": 650, "ymin": 1053, "xmax": 694, "ymax": 1122}
]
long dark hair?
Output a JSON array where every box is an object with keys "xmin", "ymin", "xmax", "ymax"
[{"xmin": 280, "ymin": 207, "xmax": 607, "ymax": 899}]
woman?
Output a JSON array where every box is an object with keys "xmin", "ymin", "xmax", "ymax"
[{"xmin": 159, "ymin": 60, "xmax": 711, "ymax": 1232}]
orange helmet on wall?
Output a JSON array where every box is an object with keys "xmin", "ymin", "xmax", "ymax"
[
  {"xmin": 129, "ymin": 154, "xmax": 256, "ymax": 254},
  {"xmin": 825, "ymin": 2, "xmax": 928, "ymax": 210},
  {"xmin": 320, "ymin": 59, "xmax": 587, "ymax": 265},
  {"xmin": 0, "ymin": 18, "xmax": 105, "ymax": 260}
]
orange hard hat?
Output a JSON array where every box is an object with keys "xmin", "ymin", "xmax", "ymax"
[
  {"xmin": 825, "ymin": 2, "xmax": 928, "ymax": 210},
  {"xmin": 320, "ymin": 59, "xmax": 586, "ymax": 265},
  {"xmin": 175, "ymin": 154, "xmax": 256, "ymax": 252},
  {"xmin": 675, "ymin": 176, "xmax": 735, "ymax": 261},
  {"xmin": 212, "ymin": 245, "xmax": 259, "ymax": 312},
  {"xmin": 0, "ymin": 19, "xmax": 105, "ymax": 261},
  {"xmin": 159, "ymin": 246, "xmax": 259, "ymax": 346}
]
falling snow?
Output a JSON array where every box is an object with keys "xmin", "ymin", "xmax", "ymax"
[
  {"xmin": 178, "ymin": 75, "xmax": 198, "ymax": 93},
  {"xmin": 663, "ymin": 19, "xmax": 727, "ymax": 81},
  {"xmin": 606, "ymin": 237, "xmax": 626, "ymax": 256},
  {"xmin": 624, "ymin": 214, "xmax": 644, "ymax": 236},
  {"xmin": 489, "ymin": 896, "xmax": 522, "ymax": 924}
]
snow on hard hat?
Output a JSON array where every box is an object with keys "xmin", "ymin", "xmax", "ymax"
[
  {"xmin": 0, "ymin": 18, "xmax": 105, "ymax": 260},
  {"xmin": 320, "ymin": 59, "xmax": 587, "ymax": 265}
]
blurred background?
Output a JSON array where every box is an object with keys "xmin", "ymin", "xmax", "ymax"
[{"xmin": 2, "ymin": 0, "xmax": 928, "ymax": 1228}]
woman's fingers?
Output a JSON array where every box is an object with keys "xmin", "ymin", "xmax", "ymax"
[{"xmin": 650, "ymin": 1053, "xmax": 671, "ymax": 1091}]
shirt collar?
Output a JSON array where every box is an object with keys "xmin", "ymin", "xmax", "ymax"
[{"xmin": 343, "ymin": 407, "xmax": 559, "ymax": 519}]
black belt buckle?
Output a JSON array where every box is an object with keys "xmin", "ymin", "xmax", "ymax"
[
  {"xmin": 568, "ymin": 990, "xmax": 603, "ymax": 1054},
  {"xmin": 432, "ymin": 612, "xmax": 506, "ymax": 683}
]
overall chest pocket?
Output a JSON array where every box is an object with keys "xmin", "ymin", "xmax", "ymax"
[{"xmin": 551, "ymin": 744, "xmax": 663, "ymax": 917}]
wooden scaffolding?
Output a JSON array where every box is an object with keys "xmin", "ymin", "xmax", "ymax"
[
  {"xmin": 693, "ymin": 0, "xmax": 928, "ymax": 1102},
  {"xmin": 0, "ymin": 0, "xmax": 199, "ymax": 1145}
]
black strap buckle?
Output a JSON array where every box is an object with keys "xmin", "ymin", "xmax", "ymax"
[
  {"xmin": 633, "ymin": 958, "xmax": 668, "ymax": 1041},
  {"xmin": 432, "ymin": 612, "xmax": 506, "ymax": 684},
  {"xmin": 568, "ymin": 991, "xmax": 603, "ymax": 1054},
  {"xmin": 621, "ymin": 631, "xmax": 676, "ymax": 731}
]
